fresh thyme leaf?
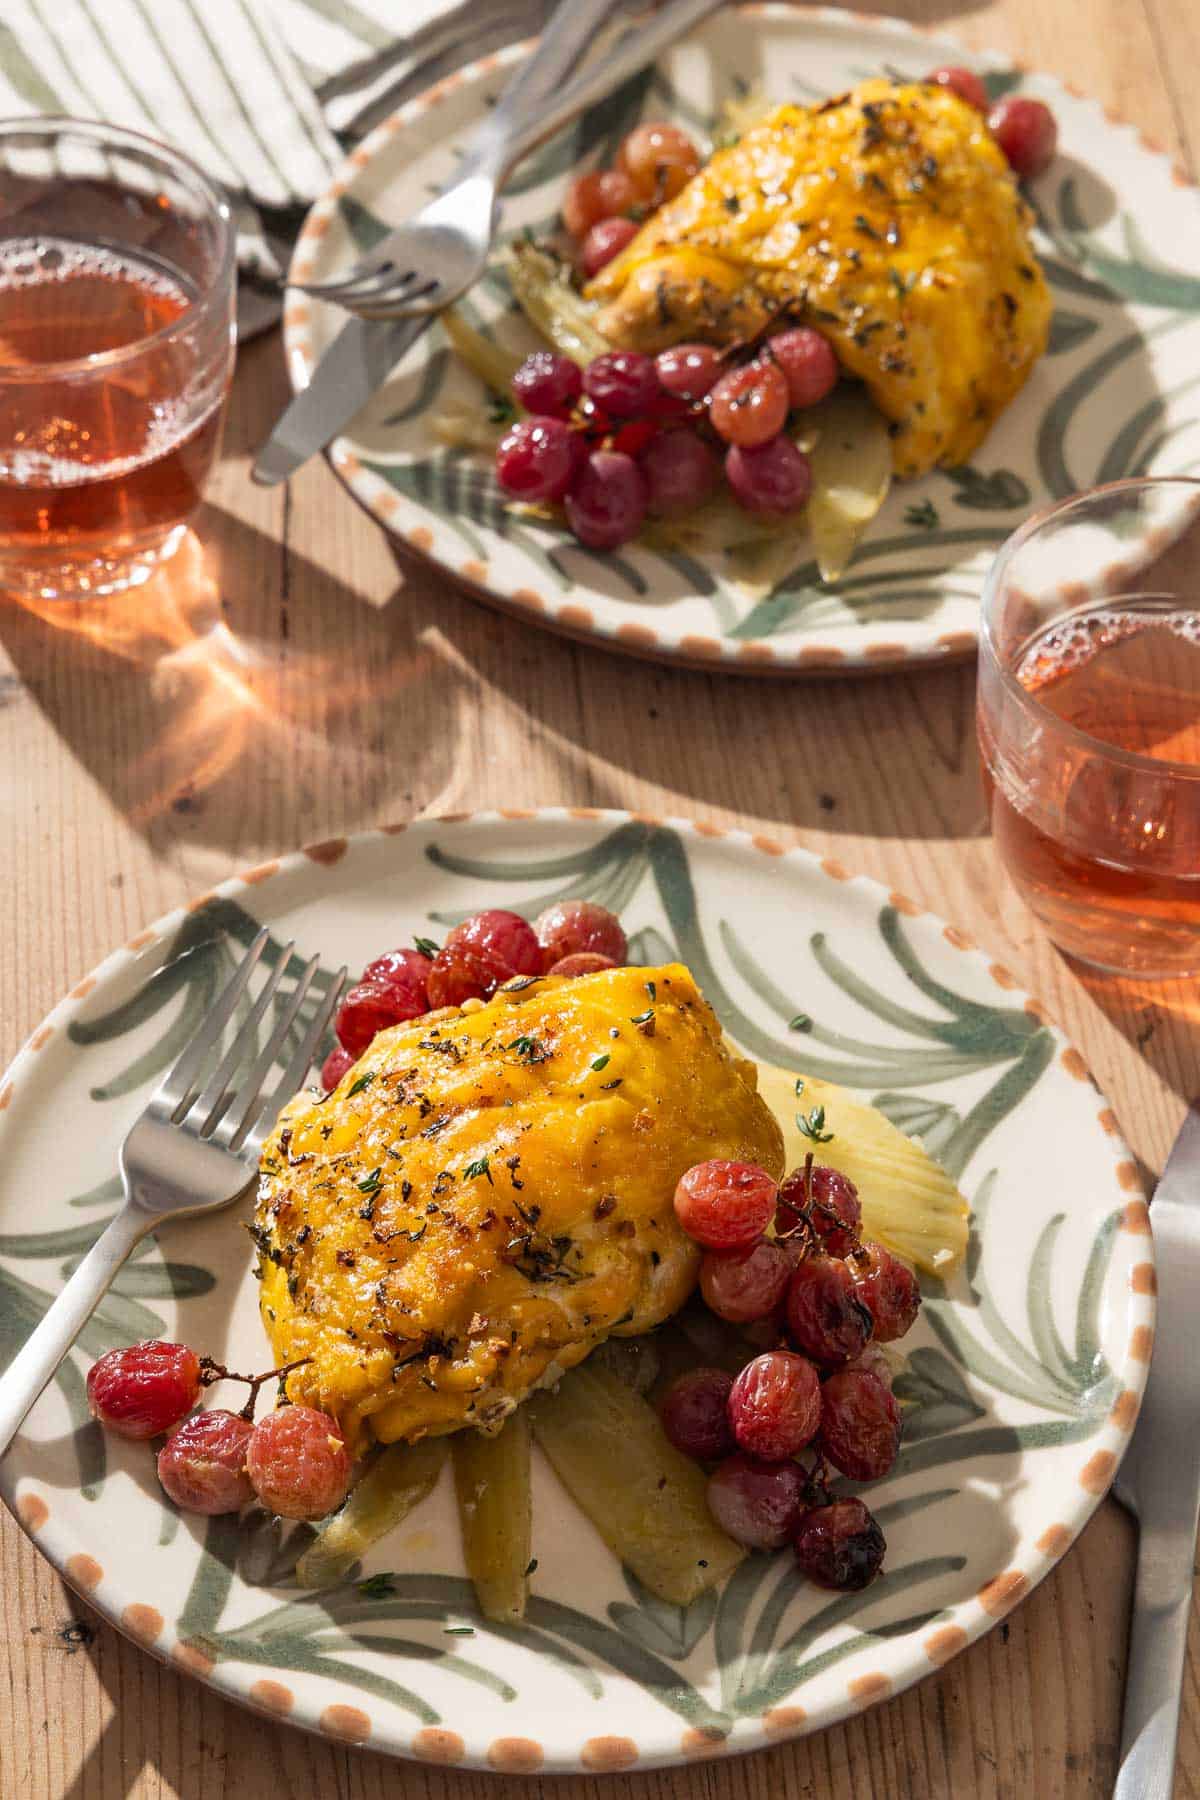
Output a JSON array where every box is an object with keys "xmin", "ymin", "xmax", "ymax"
[
  {"xmin": 355, "ymin": 1167, "xmax": 382, "ymax": 1194},
  {"xmin": 357, "ymin": 1572, "xmax": 396, "ymax": 1600},
  {"xmin": 444, "ymin": 1624, "xmax": 475, "ymax": 1636},
  {"xmin": 486, "ymin": 395, "xmax": 515, "ymax": 425},
  {"xmin": 464, "ymin": 1156, "xmax": 493, "ymax": 1184},
  {"xmin": 505, "ymin": 1034, "xmax": 543, "ymax": 1061},
  {"xmin": 794, "ymin": 1078, "xmax": 805, "ymax": 1097},
  {"xmin": 590, "ymin": 1053, "xmax": 611, "ymax": 1073},
  {"xmin": 904, "ymin": 498, "xmax": 939, "ymax": 530},
  {"xmin": 795, "ymin": 1105, "xmax": 835, "ymax": 1145},
  {"xmin": 347, "ymin": 1071, "xmax": 375, "ymax": 1097},
  {"xmin": 413, "ymin": 935, "xmax": 441, "ymax": 958},
  {"xmin": 789, "ymin": 1014, "xmax": 813, "ymax": 1033},
  {"xmin": 630, "ymin": 1009, "xmax": 654, "ymax": 1025},
  {"xmin": 646, "ymin": 981, "xmax": 657, "ymax": 1001}
]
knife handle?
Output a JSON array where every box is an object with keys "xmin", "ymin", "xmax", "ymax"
[{"xmin": 1113, "ymin": 1524, "xmax": 1194, "ymax": 1798}]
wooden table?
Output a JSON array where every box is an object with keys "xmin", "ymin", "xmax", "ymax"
[{"xmin": 1, "ymin": 1, "xmax": 1197, "ymax": 1793}]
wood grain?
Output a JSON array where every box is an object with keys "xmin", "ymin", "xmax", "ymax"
[{"xmin": 0, "ymin": 2, "xmax": 1197, "ymax": 1794}]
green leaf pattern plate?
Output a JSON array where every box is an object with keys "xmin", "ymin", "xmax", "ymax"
[
  {"xmin": 284, "ymin": 7, "xmax": 1200, "ymax": 674},
  {"xmin": 0, "ymin": 814, "xmax": 1152, "ymax": 1770}
]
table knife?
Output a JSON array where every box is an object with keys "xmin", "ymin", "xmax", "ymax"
[
  {"xmin": 253, "ymin": 0, "xmax": 725, "ymax": 486},
  {"xmin": 1113, "ymin": 1099, "xmax": 1200, "ymax": 1799}
]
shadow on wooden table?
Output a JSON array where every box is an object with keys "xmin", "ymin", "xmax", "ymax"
[{"xmin": 1061, "ymin": 957, "xmax": 1200, "ymax": 1135}]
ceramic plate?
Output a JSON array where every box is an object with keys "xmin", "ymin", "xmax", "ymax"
[
  {"xmin": 284, "ymin": 7, "xmax": 1200, "ymax": 675},
  {"xmin": 0, "ymin": 814, "xmax": 1152, "ymax": 1771}
]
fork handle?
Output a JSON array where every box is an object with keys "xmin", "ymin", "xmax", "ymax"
[
  {"xmin": 467, "ymin": 0, "xmax": 627, "ymax": 175},
  {"xmin": 0, "ymin": 1202, "xmax": 150, "ymax": 1461}
]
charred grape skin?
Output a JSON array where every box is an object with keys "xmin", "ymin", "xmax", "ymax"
[
  {"xmin": 511, "ymin": 350, "xmax": 583, "ymax": 418},
  {"xmin": 700, "ymin": 1239, "xmax": 793, "ymax": 1324},
  {"xmin": 708, "ymin": 359, "xmax": 790, "ymax": 449},
  {"xmin": 654, "ymin": 343, "xmax": 722, "ymax": 401},
  {"xmin": 563, "ymin": 449, "xmax": 648, "ymax": 550},
  {"xmin": 659, "ymin": 1367, "xmax": 736, "ymax": 1461},
  {"xmin": 766, "ymin": 327, "xmax": 839, "ymax": 410},
  {"xmin": 534, "ymin": 899, "xmax": 627, "ymax": 968},
  {"xmin": 335, "ymin": 980, "xmax": 419, "ymax": 1057},
  {"xmin": 988, "ymin": 95, "xmax": 1058, "ymax": 179},
  {"xmin": 852, "ymin": 1242, "xmax": 921, "ymax": 1343},
  {"xmin": 775, "ymin": 1164, "xmax": 862, "ymax": 1258},
  {"xmin": 617, "ymin": 121, "xmax": 701, "ymax": 203},
  {"xmin": 320, "ymin": 1046, "xmax": 355, "ymax": 1093},
  {"xmin": 495, "ymin": 415, "xmax": 581, "ymax": 502},
  {"xmin": 562, "ymin": 167, "xmax": 638, "ymax": 240},
  {"xmin": 673, "ymin": 1159, "xmax": 778, "ymax": 1252},
  {"xmin": 728, "ymin": 1350, "xmax": 821, "ymax": 1461},
  {"xmin": 784, "ymin": 1255, "xmax": 873, "ymax": 1367},
  {"xmin": 547, "ymin": 951, "xmax": 617, "ymax": 977},
  {"xmin": 724, "ymin": 436, "xmax": 812, "ymax": 515},
  {"xmin": 925, "ymin": 64, "xmax": 990, "ymax": 112},
  {"xmin": 581, "ymin": 216, "xmax": 640, "ymax": 277},
  {"xmin": 707, "ymin": 1452, "xmax": 808, "ymax": 1551},
  {"xmin": 245, "ymin": 1405, "xmax": 352, "ymax": 1521},
  {"xmin": 361, "ymin": 947, "xmax": 433, "ymax": 1011},
  {"xmin": 793, "ymin": 1497, "xmax": 886, "ymax": 1591},
  {"xmin": 819, "ymin": 1368, "xmax": 902, "ymax": 1481},
  {"xmin": 639, "ymin": 429, "xmax": 719, "ymax": 516},
  {"xmin": 427, "ymin": 909, "xmax": 543, "ymax": 1009},
  {"xmin": 86, "ymin": 1340, "xmax": 201, "ymax": 1440},
  {"xmin": 157, "ymin": 1409, "xmax": 255, "ymax": 1515},
  {"xmin": 582, "ymin": 351, "xmax": 661, "ymax": 419}
]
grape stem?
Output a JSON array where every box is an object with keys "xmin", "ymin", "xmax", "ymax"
[
  {"xmin": 199, "ymin": 1355, "xmax": 313, "ymax": 1421},
  {"xmin": 774, "ymin": 1153, "xmax": 868, "ymax": 1261}
]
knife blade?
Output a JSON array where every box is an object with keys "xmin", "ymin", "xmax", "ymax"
[
  {"xmin": 252, "ymin": 312, "xmax": 429, "ymax": 488},
  {"xmin": 1113, "ymin": 1100, "xmax": 1199, "ymax": 1800}
]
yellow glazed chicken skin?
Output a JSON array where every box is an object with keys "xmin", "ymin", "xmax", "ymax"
[
  {"xmin": 255, "ymin": 964, "xmax": 783, "ymax": 1450},
  {"xmin": 586, "ymin": 80, "xmax": 1052, "ymax": 476}
]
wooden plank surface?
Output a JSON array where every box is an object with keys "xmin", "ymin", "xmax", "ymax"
[{"xmin": 0, "ymin": 1, "xmax": 1197, "ymax": 1793}]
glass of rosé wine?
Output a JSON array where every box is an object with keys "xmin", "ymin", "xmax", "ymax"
[
  {"xmin": 0, "ymin": 117, "xmax": 235, "ymax": 601},
  {"xmin": 978, "ymin": 477, "xmax": 1200, "ymax": 977}
]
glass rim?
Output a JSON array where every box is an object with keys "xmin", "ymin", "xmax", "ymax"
[
  {"xmin": 979, "ymin": 474, "xmax": 1200, "ymax": 783},
  {"xmin": 0, "ymin": 113, "xmax": 235, "ymax": 382}
]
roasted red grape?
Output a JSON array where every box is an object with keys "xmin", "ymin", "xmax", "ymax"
[
  {"xmin": 659, "ymin": 1367, "xmax": 736, "ymax": 1460},
  {"xmin": 583, "ymin": 351, "xmax": 660, "ymax": 418},
  {"xmin": 819, "ymin": 1367, "xmax": 902, "ymax": 1481},
  {"xmin": 563, "ymin": 449, "xmax": 648, "ymax": 550},
  {"xmin": 766, "ymin": 327, "xmax": 839, "ymax": 409},
  {"xmin": 157, "ymin": 1409, "xmax": 255, "ymax": 1515},
  {"xmin": 654, "ymin": 343, "xmax": 722, "ymax": 401},
  {"xmin": 511, "ymin": 350, "xmax": 583, "ymax": 417},
  {"xmin": 852, "ymin": 1242, "xmax": 921, "ymax": 1342},
  {"xmin": 846, "ymin": 1341, "xmax": 894, "ymax": 1391},
  {"xmin": 335, "ymin": 980, "xmax": 418, "ymax": 1057},
  {"xmin": 708, "ymin": 360, "xmax": 790, "ymax": 448},
  {"xmin": 793, "ymin": 1497, "xmax": 885, "ymax": 1590},
  {"xmin": 321, "ymin": 1046, "xmax": 355, "ymax": 1092},
  {"xmin": 728, "ymin": 1350, "xmax": 821, "ymax": 1461},
  {"xmin": 673, "ymin": 1159, "xmax": 777, "ymax": 1251},
  {"xmin": 784, "ymin": 1255, "xmax": 873, "ymax": 1366},
  {"xmin": 617, "ymin": 121, "xmax": 700, "ymax": 202},
  {"xmin": 562, "ymin": 167, "xmax": 637, "ymax": 240},
  {"xmin": 581, "ymin": 216, "xmax": 640, "ymax": 276},
  {"xmin": 547, "ymin": 951, "xmax": 617, "ymax": 977},
  {"xmin": 724, "ymin": 436, "xmax": 812, "ymax": 514},
  {"xmin": 245, "ymin": 1405, "xmax": 352, "ymax": 1521},
  {"xmin": 707, "ymin": 1452, "xmax": 808, "ymax": 1550},
  {"xmin": 427, "ymin": 909, "xmax": 542, "ymax": 1008},
  {"xmin": 988, "ymin": 95, "xmax": 1058, "ymax": 179},
  {"xmin": 775, "ymin": 1164, "xmax": 862, "ymax": 1257},
  {"xmin": 87, "ymin": 1340, "xmax": 201, "ymax": 1440},
  {"xmin": 534, "ymin": 899, "xmax": 627, "ymax": 967},
  {"xmin": 495, "ymin": 415, "xmax": 581, "ymax": 502},
  {"xmin": 361, "ymin": 947, "xmax": 433, "ymax": 1011},
  {"xmin": 639, "ymin": 429, "xmax": 718, "ymax": 515},
  {"xmin": 925, "ymin": 64, "xmax": 989, "ymax": 112},
  {"xmin": 700, "ymin": 1240, "xmax": 792, "ymax": 1324}
]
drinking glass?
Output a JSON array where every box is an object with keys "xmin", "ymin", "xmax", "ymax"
[
  {"xmin": 978, "ymin": 477, "xmax": 1200, "ymax": 977},
  {"xmin": 0, "ymin": 117, "xmax": 235, "ymax": 601}
]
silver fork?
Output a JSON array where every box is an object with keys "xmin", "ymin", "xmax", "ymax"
[
  {"xmin": 289, "ymin": 0, "xmax": 724, "ymax": 321},
  {"xmin": 0, "ymin": 929, "xmax": 347, "ymax": 1460}
]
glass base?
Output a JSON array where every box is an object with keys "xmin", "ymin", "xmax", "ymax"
[{"xmin": 0, "ymin": 523, "xmax": 188, "ymax": 602}]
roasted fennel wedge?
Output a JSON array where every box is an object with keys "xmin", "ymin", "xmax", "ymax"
[
  {"xmin": 755, "ymin": 1063, "xmax": 969, "ymax": 1274},
  {"xmin": 805, "ymin": 387, "xmax": 892, "ymax": 581},
  {"xmin": 501, "ymin": 241, "xmax": 609, "ymax": 365},
  {"xmin": 529, "ymin": 1364, "xmax": 744, "ymax": 1604},
  {"xmin": 452, "ymin": 1410, "xmax": 533, "ymax": 1624},
  {"xmin": 295, "ymin": 1437, "xmax": 447, "ymax": 1589}
]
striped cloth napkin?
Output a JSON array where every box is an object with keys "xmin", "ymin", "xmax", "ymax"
[{"xmin": 0, "ymin": 0, "xmax": 553, "ymax": 333}]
